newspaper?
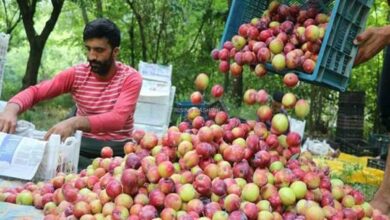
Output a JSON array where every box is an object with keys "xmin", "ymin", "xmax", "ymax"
[{"xmin": 0, "ymin": 132, "xmax": 46, "ymax": 180}]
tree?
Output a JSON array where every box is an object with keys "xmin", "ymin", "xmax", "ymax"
[
  {"xmin": 125, "ymin": 0, "xmax": 148, "ymax": 61},
  {"xmin": 16, "ymin": 0, "xmax": 65, "ymax": 89},
  {"xmin": 96, "ymin": 0, "xmax": 103, "ymax": 18},
  {"xmin": 78, "ymin": 0, "xmax": 89, "ymax": 25},
  {"xmin": 0, "ymin": 0, "xmax": 21, "ymax": 35}
]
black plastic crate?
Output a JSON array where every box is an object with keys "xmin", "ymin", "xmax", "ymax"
[
  {"xmin": 337, "ymin": 114, "xmax": 365, "ymax": 120},
  {"xmin": 338, "ymin": 91, "xmax": 365, "ymax": 104},
  {"xmin": 367, "ymin": 158, "xmax": 386, "ymax": 170},
  {"xmin": 338, "ymin": 138, "xmax": 380, "ymax": 157},
  {"xmin": 369, "ymin": 133, "xmax": 390, "ymax": 160},
  {"xmin": 336, "ymin": 115, "xmax": 364, "ymax": 130},
  {"xmin": 338, "ymin": 103, "xmax": 365, "ymax": 116},
  {"xmin": 336, "ymin": 127, "xmax": 363, "ymax": 140}
]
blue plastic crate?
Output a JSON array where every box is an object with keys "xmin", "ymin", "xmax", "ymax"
[
  {"xmin": 173, "ymin": 100, "xmax": 228, "ymax": 120},
  {"xmin": 220, "ymin": 0, "xmax": 373, "ymax": 91},
  {"xmin": 173, "ymin": 101, "xmax": 209, "ymax": 119}
]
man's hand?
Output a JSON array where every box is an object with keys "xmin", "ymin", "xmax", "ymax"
[
  {"xmin": 44, "ymin": 118, "xmax": 76, "ymax": 141},
  {"xmin": 0, "ymin": 103, "xmax": 20, "ymax": 134},
  {"xmin": 44, "ymin": 116, "xmax": 90, "ymax": 141},
  {"xmin": 354, "ymin": 26, "xmax": 390, "ymax": 66}
]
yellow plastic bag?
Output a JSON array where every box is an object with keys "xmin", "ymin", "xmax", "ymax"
[
  {"xmin": 313, "ymin": 155, "xmax": 384, "ymax": 186},
  {"xmin": 337, "ymin": 153, "xmax": 370, "ymax": 167}
]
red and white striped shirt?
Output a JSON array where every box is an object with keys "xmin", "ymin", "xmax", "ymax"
[{"xmin": 9, "ymin": 62, "xmax": 143, "ymax": 141}]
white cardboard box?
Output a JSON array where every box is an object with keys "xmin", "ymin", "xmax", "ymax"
[
  {"xmin": 134, "ymin": 86, "xmax": 176, "ymax": 127},
  {"xmin": 134, "ymin": 102, "xmax": 171, "ymax": 126},
  {"xmin": 134, "ymin": 62, "xmax": 175, "ymax": 136},
  {"xmin": 138, "ymin": 79, "xmax": 171, "ymax": 105},
  {"xmin": 138, "ymin": 61, "xmax": 172, "ymax": 82}
]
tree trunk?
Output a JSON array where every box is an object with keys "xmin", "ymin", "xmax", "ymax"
[
  {"xmin": 224, "ymin": 72, "xmax": 230, "ymax": 95},
  {"xmin": 308, "ymin": 87, "xmax": 317, "ymax": 136},
  {"xmin": 229, "ymin": 0, "xmax": 242, "ymax": 108},
  {"xmin": 307, "ymin": 86, "xmax": 328, "ymax": 136},
  {"xmin": 188, "ymin": 5, "xmax": 209, "ymax": 54},
  {"xmin": 231, "ymin": 74, "xmax": 243, "ymax": 106},
  {"xmin": 23, "ymin": 42, "xmax": 44, "ymax": 87},
  {"xmin": 374, "ymin": 13, "xmax": 390, "ymax": 133},
  {"xmin": 126, "ymin": 0, "xmax": 147, "ymax": 61},
  {"xmin": 153, "ymin": 1, "xmax": 167, "ymax": 63},
  {"xmin": 203, "ymin": 4, "xmax": 215, "ymax": 54},
  {"xmin": 79, "ymin": 0, "xmax": 89, "ymax": 25},
  {"xmin": 224, "ymin": 0, "xmax": 232, "ymax": 98},
  {"xmin": 96, "ymin": 0, "xmax": 103, "ymax": 18},
  {"xmin": 162, "ymin": 25, "xmax": 169, "ymax": 64},
  {"xmin": 374, "ymin": 68, "xmax": 381, "ymax": 133},
  {"xmin": 128, "ymin": 17, "xmax": 135, "ymax": 67},
  {"xmin": 16, "ymin": 0, "xmax": 65, "ymax": 89},
  {"xmin": 316, "ymin": 88, "xmax": 325, "ymax": 133}
]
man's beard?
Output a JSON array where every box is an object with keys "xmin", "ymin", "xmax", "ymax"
[{"xmin": 88, "ymin": 56, "xmax": 114, "ymax": 76}]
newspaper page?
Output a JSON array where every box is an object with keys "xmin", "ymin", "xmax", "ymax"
[{"xmin": 0, "ymin": 132, "xmax": 46, "ymax": 180}]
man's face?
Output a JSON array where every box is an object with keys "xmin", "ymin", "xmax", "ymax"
[{"xmin": 84, "ymin": 38, "xmax": 118, "ymax": 76}]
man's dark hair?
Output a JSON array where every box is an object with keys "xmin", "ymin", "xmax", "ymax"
[{"xmin": 83, "ymin": 18, "xmax": 121, "ymax": 48}]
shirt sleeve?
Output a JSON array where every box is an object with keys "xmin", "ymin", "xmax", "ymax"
[
  {"xmin": 8, "ymin": 68, "xmax": 75, "ymax": 113},
  {"xmin": 86, "ymin": 71, "xmax": 143, "ymax": 132}
]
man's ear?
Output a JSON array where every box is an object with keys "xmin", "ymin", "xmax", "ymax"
[{"xmin": 113, "ymin": 47, "xmax": 120, "ymax": 58}]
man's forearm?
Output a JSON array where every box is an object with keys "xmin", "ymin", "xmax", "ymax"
[
  {"xmin": 4, "ymin": 103, "xmax": 21, "ymax": 115},
  {"xmin": 71, "ymin": 116, "xmax": 91, "ymax": 132}
]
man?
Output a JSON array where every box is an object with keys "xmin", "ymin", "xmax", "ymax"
[
  {"xmin": 0, "ymin": 18, "xmax": 143, "ymax": 169},
  {"xmin": 354, "ymin": 25, "xmax": 390, "ymax": 215}
]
